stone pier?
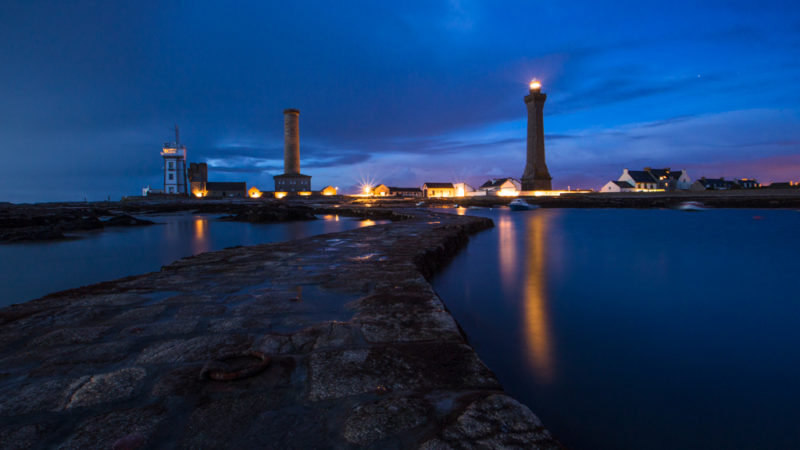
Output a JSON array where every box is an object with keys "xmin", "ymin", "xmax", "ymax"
[{"xmin": 0, "ymin": 207, "xmax": 560, "ymax": 449}]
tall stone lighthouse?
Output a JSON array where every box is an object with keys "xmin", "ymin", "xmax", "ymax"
[
  {"xmin": 521, "ymin": 80, "xmax": 552, "ymax": 191},
  {"xmin": 273, "ymin": 109, "xmax": 311, "ymax": 193}
]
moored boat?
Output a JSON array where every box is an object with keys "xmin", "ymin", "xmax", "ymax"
[
  {"xmin": 676, "ymin": 201, "xmax": 708, "ymax": 211},
  {"xmin": 509, "ymin": 199, "xmax": 539, "ymax": 211}
]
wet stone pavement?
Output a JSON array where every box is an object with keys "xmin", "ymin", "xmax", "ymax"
[{"xmin": 0, "ymin": 208, "xmax": 560, "ymax": 449}]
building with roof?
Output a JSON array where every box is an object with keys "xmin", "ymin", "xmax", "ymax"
[
  {"xmin": 372, "ymin": 184, "xmax": 390, "ymax": 196},
  {"xmin": 689, "ymin": 177, "xmax": 734, "ymax": 191},
  {"xmin": 422, "ymin": 182, "xmax": 455, "ymax": 198},
  {"xmin": 735, "ymin": 179, "xmax": 760, "ymax": 189},
  {"xmin": 600, "ymin": 180, "xmax": 635, "ymax": 193},
  {"xmin": 320, "ymin": 185, "xmax": 338, "ymax": 196},
  {"xmin": 454, "ymin": 182, "xmax": 476, "ymax": 197},
  {"xmin": 766, "ymin": 181, "xmax": 797, "ymax": 189},
  {"xmin": 645, "ymin": 167, "xmax": 692, "ymax": 190},
  {"xmin": 248, "ymin": 186, "xmax": 263, "ymax": 198},
  {"xmin": 478, "ymin": 178, "xmax": 521, "ymax": 196},
  {"xmin": 388, "ymin": 187, "xmax": 422, "ymax": 198},
  {"xmin": 689, "ymin": 177, "xmax": 762, "ymax": 191},
  {"xmin": 612, "ymin": 167, "xmax": 691, "ymax": 192},
  {"xmin": 206, "ymin": 182, "xmax": 247, "ymax": 198},
  {"xmin": 618, "ymin": 169, "xmax": 659, "ymax": 191}
]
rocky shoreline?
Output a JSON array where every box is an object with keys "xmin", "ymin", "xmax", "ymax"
[
  {"xmin": 5, "ymin": 189, "xmax": 799, "ymax": 242},
  {"xmin": 0, "ymin": 204, "xmax": 155, "ymax": 242},
  {"xmin": 0, "ymin": 206, "xmax": 561, "ymax": 449},
  {"xmin": 0, "ymin": 201, "xmax": 326, "ymax": 242}
]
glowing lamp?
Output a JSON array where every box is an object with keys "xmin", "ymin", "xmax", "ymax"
[{"xmin": 529, "ymin": 80, "xmax": 541, "ymax": 91}]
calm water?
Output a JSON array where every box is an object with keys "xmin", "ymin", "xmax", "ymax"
[
  {"xmin": 433, "ymin": 208, "xmax": 800, "ymax": 450},
  {"xmin": 0, "ymin": 213, "xmax": 381, "ymax": 306}
]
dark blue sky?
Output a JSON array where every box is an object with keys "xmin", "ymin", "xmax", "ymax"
[{"xmin": 1, "ymin": 0, "xmax": 799, "ymax": 201}]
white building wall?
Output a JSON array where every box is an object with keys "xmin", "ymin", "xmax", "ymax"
[
  {"xmin": 617, "ymin": 170, "xmax": 636, "ymax": 187},
  {"xmin": 676, "ymin": 171, "xmax": 692, "ymax": 190},
  {"xmin": 601, "ymin": 181, "xmax": 622, "ymax": 192}
]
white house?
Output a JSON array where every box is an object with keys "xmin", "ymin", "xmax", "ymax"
[
  {"xmin": 613, "ymin": 167, "xmax": 691, "ymax": 192},
  {"xmin": 646, "ymin": 168, "xmax": 692, "ymax": 190},
  {"xmin": 617, "ymin": 169, "xmax": 659, "ymax": 191},
  {"xmin": 478, "ymin": 178, "xmax": 521, "ymax": 196},
  {"xmin": 453, "ymin": 182, "xmax": 476, "ymax": 197},
  {"xmin": 600, "ymin": 180, "xmax": 635, "ymax": 193}
]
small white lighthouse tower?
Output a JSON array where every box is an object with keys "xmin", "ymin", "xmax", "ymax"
[{"xmin": 161, "ymin": 125, "xmax": 187, "ymax": 195}]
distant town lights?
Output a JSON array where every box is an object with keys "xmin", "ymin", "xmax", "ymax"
[{"xmin": 529, "ymin": 80, "xmax": 541, "ymax": 91}]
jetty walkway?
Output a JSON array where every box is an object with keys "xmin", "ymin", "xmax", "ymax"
[{"xmin": 0, "ymin": 207, "xmax": 559, "ymax": 449}]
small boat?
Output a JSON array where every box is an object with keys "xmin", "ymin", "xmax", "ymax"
[
  {"xmin": 676, "ymin": 201, "xmax": 707, "ymax": 211},
  {"xmin": 415, "ymin": 201, "xmax": 425, "ymax": 207},
  {"xmin": 509, "ymin": 199, "xmax": 539, "ymax": 211}
]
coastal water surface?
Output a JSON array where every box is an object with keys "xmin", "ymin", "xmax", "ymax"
[
  {"xmin": 434, "ymin": 207, "xmax": 800, "ymax": 450},
  {"xmin": 0, "ymin": 213, "xmax": 381, "ymax": 306}
]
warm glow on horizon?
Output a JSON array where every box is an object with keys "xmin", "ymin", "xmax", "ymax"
[
  {"xmin": 248, "ymin": 187, "xmax": 262, "ymax": 198},
  {"xmin": 274, "ymin": 191, "xmax": 287, "ymax": 199}
]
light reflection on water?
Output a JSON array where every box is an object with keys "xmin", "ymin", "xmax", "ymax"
[
  {"xmin": 434, "ymin": 207, "xmax": 800, "ymax": 450},
  {"xmin": 522, "ymin": 211, "xmax": 555, "ymax": 384},
  {"xmin": 497, "ymin": 214, "xmax": 517, "ymax": 289},
  {"xmin": 0, "ymin": 213, "xmax": 385, "ymax": 306}
]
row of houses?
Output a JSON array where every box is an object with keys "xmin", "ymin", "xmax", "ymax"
[
  {"xmin": 366, "ymin": 178, "xmax": 523, "ymax": 198},
  {"xmin": 601, "ymin": 168, "xmax": 692, "ymax": 192},
  {"xmin": 600, "ymin": 167, "xmax": 767, "ymax": 193},
  {"xmin": 689, "ymin": 177, "xmax": 760, "ymax": 190}
]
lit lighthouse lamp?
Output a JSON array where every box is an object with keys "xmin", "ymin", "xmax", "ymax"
[{"xmin": 529, "ymin": 79, "xmax": 542, "ymax": 92}]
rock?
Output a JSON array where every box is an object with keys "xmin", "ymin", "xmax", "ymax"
[
  {"xmin": 307, "ymin": 344, "xmax": 500, "ymax": 401},
  {"xmin": 136, "ymin": 334, "xmax": 253, "ymax": 365},
  {"xmin": 355, "ymin": 309, "xmax": 462, "ymax": 343},
  {"xmin": 57, "ymin": 405, "xmax": 165, "ymax": 450},
  {"xmin": 343, "ymin": 396, "xmax": 431, "ymax": 444},
  {"xmin": 65, "ymin": 367, "xmax": 147, "ymax": 409},
  {"xmin": 0, "ymin": 378, "xmax": 80, "ymax": 415},
  {"xmin": 102, "ymin": 215, "xmax": 154, "ymax": 227},
  {"xmin": 29, "ymin": 326, "xmax": 111, "ymax": 347},
  {"xmin": 112, "ymin": 432, "xmax": 146, "ymax": 450},
  {"xmin": 434, "ymin": 394, "xmax": 558, "ymax": 449},
  {"xmin": 0, "ymin": 423, "xmax": 56, "ymax": 450}
]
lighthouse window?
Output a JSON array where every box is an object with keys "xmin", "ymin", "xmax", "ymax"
[
  {"xmin": 168, "ymin": 161, "xmax": 175, "ymax": 170},
  {"xmin": 168, "ymin": 173, "xmax": 174, "ymax": 180}
]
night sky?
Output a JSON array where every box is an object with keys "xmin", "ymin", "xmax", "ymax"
[{"xmin": 2, "ymin": 1, "xmax": 799, "ymax": 201}]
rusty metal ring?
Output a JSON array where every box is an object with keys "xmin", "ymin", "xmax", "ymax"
[{"xmin": 200, "ymin": 350, "xmax": 271, "ymax": 381}]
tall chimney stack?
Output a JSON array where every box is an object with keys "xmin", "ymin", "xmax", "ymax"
[{"xmin": 283, "ymin": 109, "xmax": 300, "ymax": 175}]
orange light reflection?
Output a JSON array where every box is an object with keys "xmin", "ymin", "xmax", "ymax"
[
  {"xmin": 497, "ymin": 214, "xmax": 517, "ymax": 289},
  {"xmin": 192, "ymin": 218, "xmax": 210, "ymax": 255},
  {"xmin": 522, "ymin": 212, "xmax": 555, "ymax": 383}
]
